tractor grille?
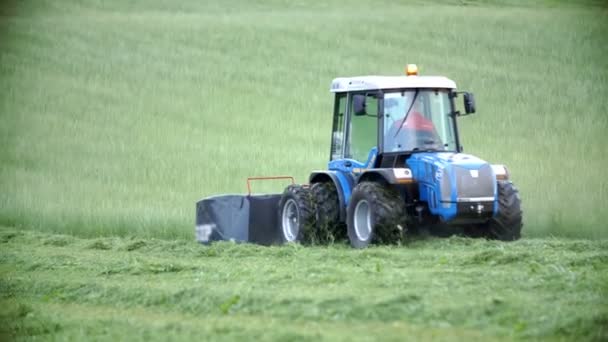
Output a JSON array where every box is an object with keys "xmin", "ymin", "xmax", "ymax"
[{"xmin": 454, "ymin": 164, "xmax": 493, "ymax": 199}]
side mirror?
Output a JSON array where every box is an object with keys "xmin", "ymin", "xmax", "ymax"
[
  {"xmin": 463, "ymin": 92, "xmax": 476, "ymax": 114},
  {"xmin": 353, "ymin": 95, "xmax": 366, "ymax": 116}
]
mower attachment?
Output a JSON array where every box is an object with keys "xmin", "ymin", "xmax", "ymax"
[{"xmin": 195, "ymin": 176, "xmax": 294, "ymax": 245}]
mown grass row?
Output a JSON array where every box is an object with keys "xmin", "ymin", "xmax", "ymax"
[
  {"xmin": 1, "ymin": 227, "xmax": 607, "ymax": 340},
  {"xmin": 0, "ymin": 0, "xmax": 607, "ymax": 239}
]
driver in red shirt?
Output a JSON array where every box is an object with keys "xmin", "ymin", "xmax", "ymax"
[{"xmin": 385, "ymin": 97, "xmax": 443, "ymax": 152}]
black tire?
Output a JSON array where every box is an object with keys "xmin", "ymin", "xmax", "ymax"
[
  {"xmin": 346, "ymin": 182, "xmax": 406, "ymax": 248},
  {"xmin": 485, "ymin": 180, "xmax": 523, "ymax": 241},
  {"xmin": 311, "ymin": 182, "xmax": 345, "ymax": 243},
  {"xmin": 278, "ymin": 185, "xmax": 316, "ymax": 243}
]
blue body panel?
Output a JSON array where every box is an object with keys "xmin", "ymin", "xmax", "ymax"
[
  {"xmin": 406, "ymin": 152, "xmax": 498, "ymax": 221},
  {"xmin": 327, "ymin": 148, "xmax": 377, "ymax": 206},
  {"xmin": 319, "ymin": 148, "xmax": 499, "ymax": 223}
]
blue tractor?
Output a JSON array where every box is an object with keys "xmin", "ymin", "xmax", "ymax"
[{"xmin": 278, "ymin": 65, "xmax": 523, "ymax": 248}]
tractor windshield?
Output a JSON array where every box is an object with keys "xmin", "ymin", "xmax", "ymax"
[{"xmin": 383, "ymin": 89, "xmax": 456, "ymax": 153}]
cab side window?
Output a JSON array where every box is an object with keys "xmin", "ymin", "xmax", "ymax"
[
  {"xmin": 346, "ymin": 93, "xmax": 377, "ymax": 162},
  {"xmin": 330, "ymin": 93, "xmax": 347, "ymax": 160}
]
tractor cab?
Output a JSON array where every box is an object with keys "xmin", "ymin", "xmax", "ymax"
[{"xmin": 328, "ymin": 65, "xmax": 475, "ymax": 167}]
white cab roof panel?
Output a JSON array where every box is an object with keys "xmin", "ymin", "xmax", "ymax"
[{"xmin": 330, "ymin": 76, "xmax": 457, "ymax": 93}]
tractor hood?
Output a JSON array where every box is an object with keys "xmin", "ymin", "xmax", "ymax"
[
  {"xmin": 406, "ymin": 152, "xmax": 497, "ymax": 222},
  {"xmin": 407, "ymin": 152, "xmax": 489, "ymax": 171}
]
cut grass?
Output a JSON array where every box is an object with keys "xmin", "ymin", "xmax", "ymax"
[{"xmin": 1, "ymin": 227, "xmax": 607, "ymax": 341}]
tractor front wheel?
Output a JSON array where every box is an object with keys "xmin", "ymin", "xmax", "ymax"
[
  {"xmin": 346, "ymin": 182, "xmax": 406, "ymax": 248},
  {"xmin": 278, "ymin": 185, "xmax": 315, "ymax": 243},
  {"xmin": 485, "ymin": 180, "xmax": 523, "ymax": 241}
]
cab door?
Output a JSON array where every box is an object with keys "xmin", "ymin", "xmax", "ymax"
[
  {"xmin": 344, "ymin": 92, "xmax": 378, "ymax": 164},
  {"xmin": 329, "ymin": 92, "xmax": 347, "ymax": 161}
]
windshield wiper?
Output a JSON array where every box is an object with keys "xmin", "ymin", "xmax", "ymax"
[{"xmin": 393, "ymin": 89, "xmax": 419, "ymax": 138}]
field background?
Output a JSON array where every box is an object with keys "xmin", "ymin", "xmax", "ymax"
[
  {"xmin": 1, "ymin": 0, "xmax": 607, "ymax": 341},
  {"xmin": 1, "ymin": 0, "xmax": 607, "ymax": 239}
]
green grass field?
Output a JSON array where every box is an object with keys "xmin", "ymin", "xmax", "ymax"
[
  {"xmin": 1, "ymin": 0, "xmax": 607, "ymax": 340},
  {"xmin": 1, "ymin": 227, "xmax": 607, "ymax": 341},
  {"xmin": 1, "ymin": 0, "xmax": 606, "ymax": 239}
]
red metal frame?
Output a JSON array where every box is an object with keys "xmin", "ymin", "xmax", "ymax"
[{"xmin": 246, "ymin": 176, "xmax": 295, "ymax": 196}]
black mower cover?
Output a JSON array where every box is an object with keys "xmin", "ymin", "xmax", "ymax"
[{"xmin": 195, "ymin": 194, "xmax": 283, "ymax": 245}]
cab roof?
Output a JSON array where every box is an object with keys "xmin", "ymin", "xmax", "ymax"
[{"xmin": 330, "ymin": 76, "xmax": 457, "ymax": 93}]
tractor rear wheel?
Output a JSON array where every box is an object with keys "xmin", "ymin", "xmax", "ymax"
[
  {"xmin": 311, "ymin": 182, "xmax": 344, "ymax": 243},
  {"xmin": 278, "ymin": 185, "xmax": 315, "ymax": 243},
  {"xmin": 485, "ymin": 180, "xmax": 523, "ymax": 241},
  {"xmin": 346, "ymin": 182, "xmax": 406, "ymax": 248}
]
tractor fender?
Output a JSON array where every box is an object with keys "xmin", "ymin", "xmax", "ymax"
[
  {"xmin": 357, "ymin": 168, "xmax": 414, "ymax": 185},
  {"xmin": 309, "ymin": 171, "xmax": 354, "ymax": 221}
]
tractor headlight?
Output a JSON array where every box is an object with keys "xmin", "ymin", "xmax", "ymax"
[
  {"xmin": 491, "ymin": 164, "xmax": 509, "ymax": 180},
  {"xmin": 393, "ymin": 168, "xmax": 413, "ymax": 183}
]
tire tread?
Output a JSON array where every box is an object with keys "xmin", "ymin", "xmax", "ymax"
[{"xmin": 278, "ymin": 185, "xmax": 316, "ymax": 243}]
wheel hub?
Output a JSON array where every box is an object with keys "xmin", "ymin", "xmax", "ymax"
[
  {"xmin": 353, "ymin": 199, "xmax": 372, "ymax": 241},
  {"xmin": 281, "ymin": 199, "xmax": 299, "ymax": 242}
]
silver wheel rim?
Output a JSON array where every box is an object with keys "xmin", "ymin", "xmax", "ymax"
[
  {"xmin": 354, "ymin": 199, "xmax": 372, "ymax": 241},
  {"xmin": 281, "ymin": 199, "xmax": 299, "ymax": 242}
]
